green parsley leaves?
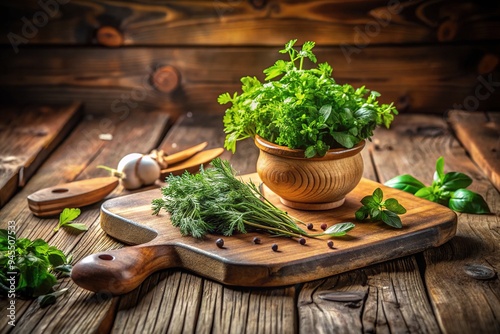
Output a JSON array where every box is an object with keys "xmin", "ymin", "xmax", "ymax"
[
  {"xmin": 219, "ymin": 39, "xmax": 398, "ymax": 158},
  {"xmin": 355, "ymin": 188, "xmax": 407, "ymax": 228}
]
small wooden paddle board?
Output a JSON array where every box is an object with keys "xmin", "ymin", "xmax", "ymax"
[{"xmin": 71, "ymin": 175, "xmax": 457, "ymax": 295}]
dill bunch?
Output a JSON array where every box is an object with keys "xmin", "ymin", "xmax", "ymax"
[{"xmin": 152, "ymin": 158, "xmax": 354, "ymax": 239}]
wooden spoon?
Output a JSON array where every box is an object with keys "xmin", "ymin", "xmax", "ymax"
[
  {"xmin": 163, "ymin": 142, "xmax": 207, "ymax": 165},
  {"xmin": 160, "ymin": 147, "xmax": 225, "ymax": 178}
]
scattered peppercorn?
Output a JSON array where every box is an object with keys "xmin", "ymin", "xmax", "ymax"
[
  {"xmin": 307, "ymin": 223, "xmax": 314, "ymax": 230},
  {"xmin": 327, "ymin": 240, "xmax": 334, "ymax": 249},
  {"xmin": 298, "ymin": 238, "xmax": 306, "ymax": 245},
  {"xmin": 216, "ymin": 238, "xmax": 225, "ymax": 248},
  {"xmin": 320, "ymin": 223, "xmax": 327, "ymax": 231},
  {"xmin": 271, "ymin": 243, "xmax": 279, "ymax": 252},
  {"xmin": 253, "ymin": 237, "xmax": 261, "ymax": 244}
]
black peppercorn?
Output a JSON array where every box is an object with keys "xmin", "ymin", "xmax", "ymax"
[
  {"xmin": 327, "ymin": 240, "xmax": 334, "ymax": 249},
  {"xmin": 216, "ymin": 238, "xmax": 224, "ymax": 248},
  {"xmin": 271, "ymin": 243, "xmax": 278, "ymax": 252}
]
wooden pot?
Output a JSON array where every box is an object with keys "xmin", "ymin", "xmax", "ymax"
[{"xmin": 255, "ymin": 135, "xmax": 365, "ymax": 210}]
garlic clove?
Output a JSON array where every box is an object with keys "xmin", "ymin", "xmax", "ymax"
[{"xmin": 137, "ymin": 155, "xmax": 161, "ymax": 185}]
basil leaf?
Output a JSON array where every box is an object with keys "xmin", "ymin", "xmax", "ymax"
[
  {"xmin": 380, "ymin": 210, "xmax": 403, "ymax": 228},
  {"xmin": 355, "ymin": 207, "xmax": 369, "ymax": 220},
  {"xmin": 331, "ymin": 132, "xmax": 357, "ymax": 149},
  {"xmin": 360, "ymin": 195, "xmax": 376, "ymax": 208},
  {"xmin": 324, "ymin": 222, "xmax": 355, "ymax": 236},
  {"xmin": 372, "ymin": 188, "xmax": 383, "ymax": 204},
  {"xmin": 384, "ymin": 198, "xmax": 407, "ymax": 214},
  {"xmin": 415, "ymin": 186, "xmax": 436, "ymax": 202},
  {"xmin": 434, "ymin": 156, "xmax": 445, "ymax": 183},
  {"xmin": 384, "ymin": 174, "xmax": 425, "ymax": 194},
  {"xmin": 449, "ymin": 189, "xmax": 491, "ymax": 214},
  {"xmin": 440, "ymin": 172, "xmax": 472, "ymax": 191}
]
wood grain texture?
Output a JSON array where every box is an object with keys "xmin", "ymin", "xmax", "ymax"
[
  {"xmin": 447, "ymin": 110, "xmax": 500, "ymax": 192},
  {"xmin": 298, "ymin": 257, "xmax": 441, "ymax": 333},
  {"xmin": 369, "ymin": 114, "xmax": 500, "ymax": 333},
  {"xmin": 1, "ymin": 45, "xmax": 499, "ymax": 115},
  {"xmin": 0, "ymin": 102, "xmax": 82, "ymax": 208},
  {"xmin": 1, "ymin": 0, "xmax": 499, "ymax": 46},
  {"xmin": 0, "ymin": 110, "xmax": 171, "ymax": 334}
]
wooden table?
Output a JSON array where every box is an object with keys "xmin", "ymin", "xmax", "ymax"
[{"xmin": 1, "ymin": 106, "xmax": 499, "ymax": 334}]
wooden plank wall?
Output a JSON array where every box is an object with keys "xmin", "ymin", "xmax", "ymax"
[{"xmin": 0, "ymin": 0, "xmax": 499, "ymax": 116}]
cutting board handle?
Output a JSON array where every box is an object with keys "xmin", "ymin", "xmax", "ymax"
[{"xmin": 71, "ymin": 244, "xmax": 178, "ymax": 295}]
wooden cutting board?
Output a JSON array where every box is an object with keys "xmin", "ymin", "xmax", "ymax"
[{"xmin": 71, "ymin": 175, "xmax": 457, "ymax": 295}]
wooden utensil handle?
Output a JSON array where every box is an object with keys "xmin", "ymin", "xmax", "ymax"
[{"xmin": 71, "ymin": 244, "xmax": 178, "ymax": 295}]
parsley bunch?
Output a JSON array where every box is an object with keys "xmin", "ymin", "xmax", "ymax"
[
  {"xmin": 219, "ymin": 39, "xmax": 398, "ymax": 158},
  {"xmin": 152, "ymin": 158, "xmax": 354, "ymax": 239}
]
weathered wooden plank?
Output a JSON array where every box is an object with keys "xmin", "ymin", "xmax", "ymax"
[
  {"xmin": 1, "ymin": 0, "xmax": 499, "ymax": 47},
  {"xmin": 369, "ymin": 114, "xmax": 500, "ymax": 333},
  {"xmin": 0, "ymin": 103, "xmax": 82, "ymax": 208},
  {"xmin": 0, "ymin": 110, "xmax": 171, "ymax": 333},
  {"xmin": 1, "ymin": 45, "xmax": 499, "ymax": 115},
  {"xmin": 447, "ymin": 110, "xmax": 500, "ymax": 192},
  {"xmin": 298, "ymin": 257, "xmax": 440, "ymax": 333}
]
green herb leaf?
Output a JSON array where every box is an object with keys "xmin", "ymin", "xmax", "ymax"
[
  {"xmin": 372, "ymin": 188, "xmax": 383, "ymax": 204},
  {"xmin": 449, "ymin": 189, "xmax": 491, "ymax": 214},
  {"xmin": 54, "ymin": 208, "xmax": 83, "ymax": 233},
  {"xmin": 383, "ymin": 198, "xmax": 407, "ymax": 214},
  {"xmin": 355, "ymin": 188, "xmax": 406, "ymax": 228},
  {"xmin": 440, "ymin": 172, "xmax": 473, "ymax": 191},
  {"xmin": 434, "ymin": 156, "xmax": 445, "ymax": 183},
  {"xmin": 380, "ymin": 210, "xmax": 403, "ymax": 228},
  {"xmin": 323, "ymin": 222, "xmax": 355, "ymax": 236},
  {"xmin": 37, "ymin": 288, "xmax": 69, "ymax": 308},
  {"xmin": 64, "ymin": 223, "xmax": 88, "ymax": 231},
  {"xmin": 415, "ymin": 186, "xmax": 436, "ymax": 202},
  {"xmin": 384, "ymin": 174, "xmax": 425, "ymax": 194}
]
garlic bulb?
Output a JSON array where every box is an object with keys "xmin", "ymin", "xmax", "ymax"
[{"xmin": 117, "ymin": 153, "xmax": 161, "ymax": 190}]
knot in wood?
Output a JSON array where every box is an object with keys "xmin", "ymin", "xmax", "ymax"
[
  {"xmin": 437, "ymin": 20, "xmax": 458, "ymax": 42},
  {"xmin": 464, "ymin": 264, "xmax": 496, "ymax": 280},
  {"xmin": 96, "ymin": 26, "xmax": 123, "ymax": 47},
  {"xmin": 152, "ymin": 66, "xmax": 180, "ymax": 94},
  {"xmin": 477, "ymin": 53, "xmax": 499, "ymax": 75}
]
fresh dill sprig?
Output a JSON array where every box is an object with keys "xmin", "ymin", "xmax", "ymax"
[{"xmin": 152, "ymin": 158, "xmax": 354, "ymax": 239}]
